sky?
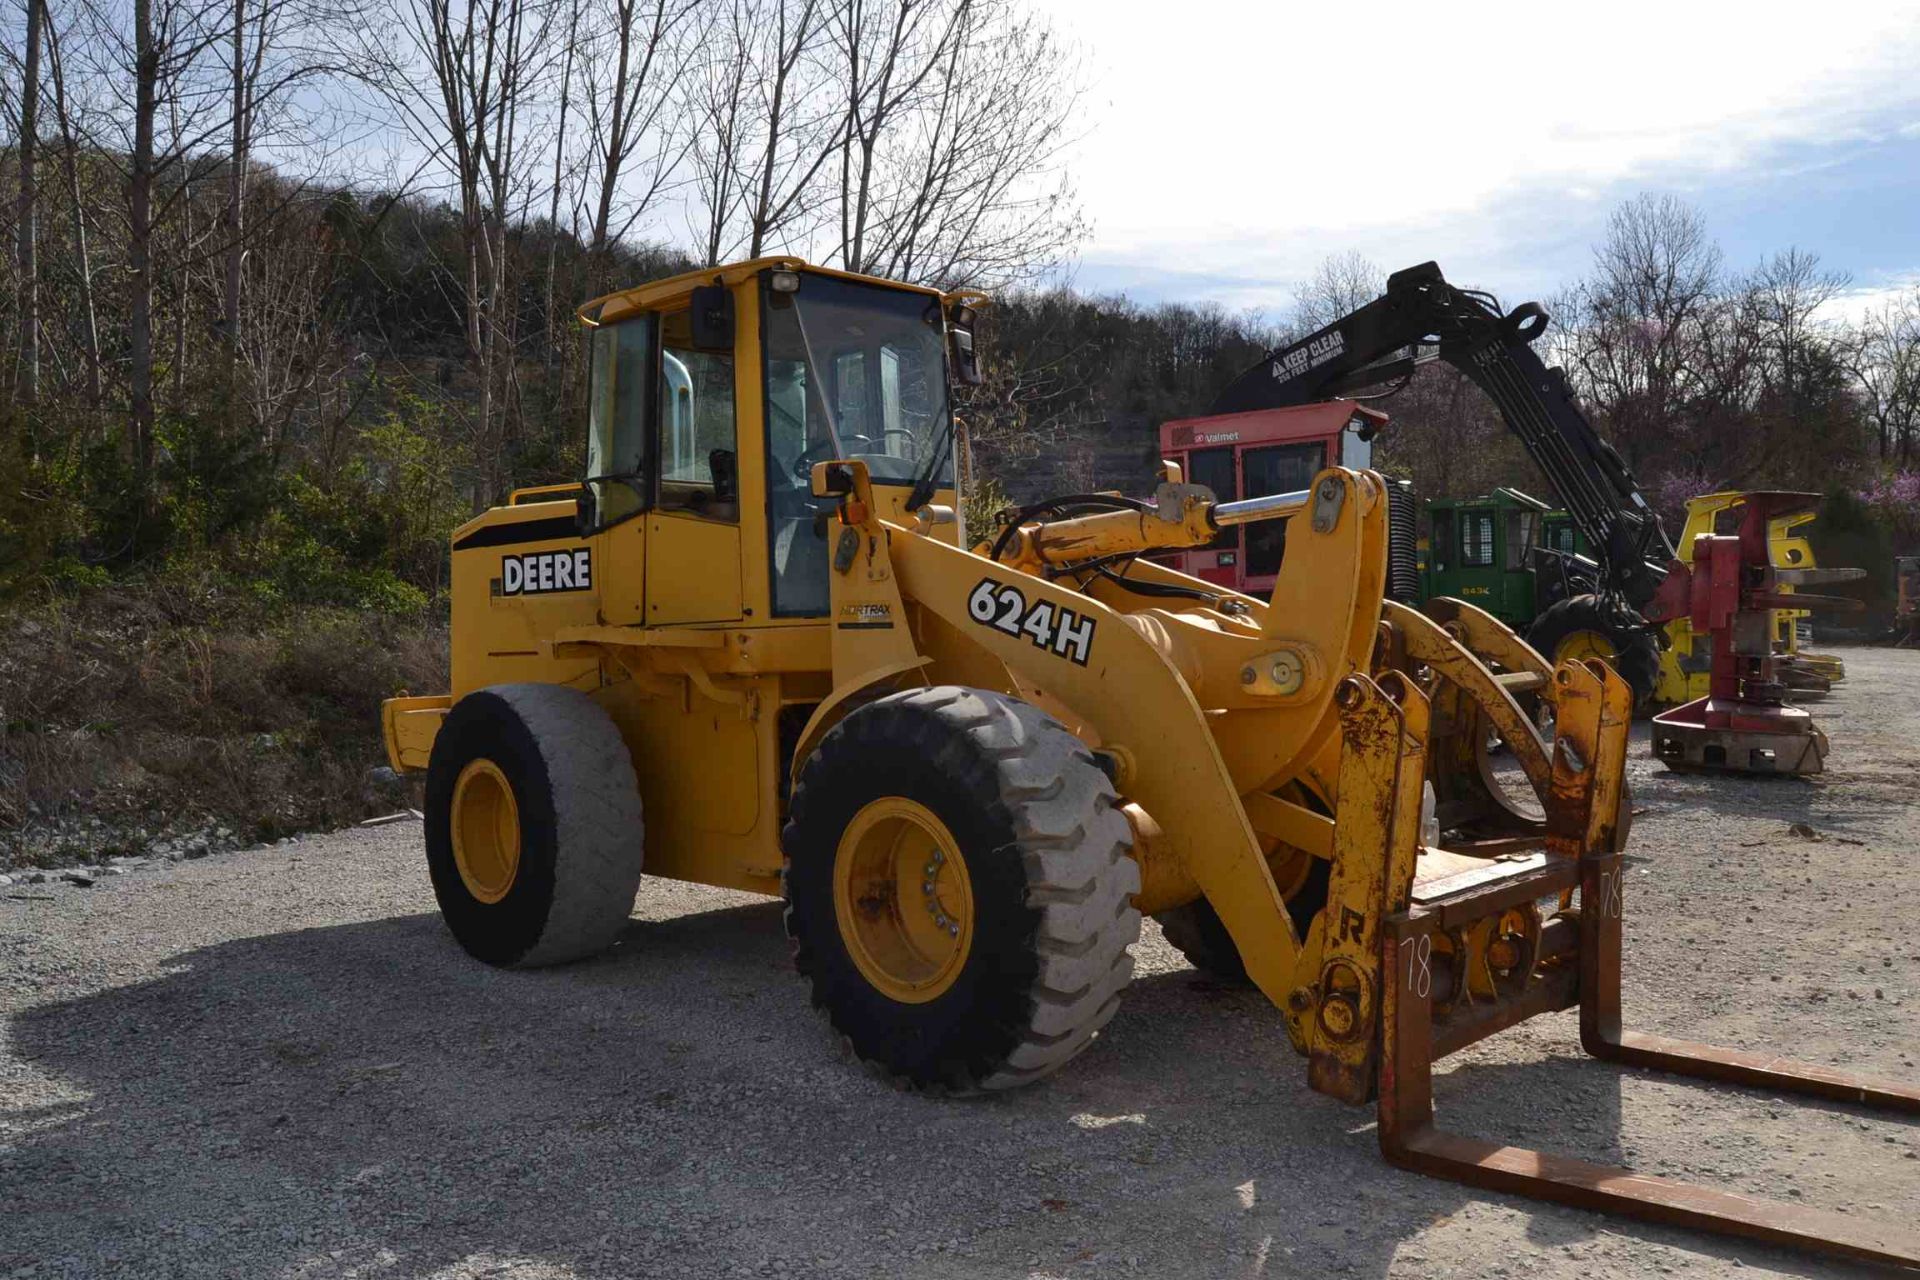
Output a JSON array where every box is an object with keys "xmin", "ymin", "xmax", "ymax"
[{"xmin": 1037, "ymin": 0, "xmax": 1920, "ymax": 322}]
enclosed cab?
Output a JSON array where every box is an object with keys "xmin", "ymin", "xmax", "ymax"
[
  {"xmin": 1154, "ymin": 402, "xmax": 1415, "ymax": 598},
  {"xmin": 383, "ymin": 259, "xmax": 973, "ymax": 900},
  {"xmin": 1417, "ymin": 488, "xmax": 1551, "ymax": 627}
]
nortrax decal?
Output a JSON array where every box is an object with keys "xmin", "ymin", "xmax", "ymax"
[
  {"xmin": 967, "ymin": 577, "xmax": 1095, "ymax": 665},
  {"xmin": 502, "ymin": 548, "xmax": 592, "ymax": 596}
]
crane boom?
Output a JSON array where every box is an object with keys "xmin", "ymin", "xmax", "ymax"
[{"xmin": 1209, "ymin": 262, "xmax": 1678, "ymax": 619}]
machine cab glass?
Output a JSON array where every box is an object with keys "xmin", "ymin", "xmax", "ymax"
[{"xmin": 760, "ymin": 270, "xmax": 954, "ymax": 616}]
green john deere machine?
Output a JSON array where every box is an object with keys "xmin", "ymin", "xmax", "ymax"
[
  {"xmin": 1420, "ymin": 488, "xmax": 1661, "ymax": 703},
  {"xmin": 1418, "ymin": 488, "xmax": 1556, "ymax": 627}
]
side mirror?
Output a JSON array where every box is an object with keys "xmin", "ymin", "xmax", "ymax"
[
  {"xmin": 948, "ymin": 322, "xmax": 983, "ymax": 386},
  {"xmin": 690, "ymin": 285, "xmax": 734, "ymax": 351},
  {"xmin": 574, "ymin": 485, "xmax": 597, "ymax": 537}
]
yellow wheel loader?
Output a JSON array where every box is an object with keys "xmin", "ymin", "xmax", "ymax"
[{"xmin": 383, "ymin": 258, "xmax": 1919, "ymax": 1268}]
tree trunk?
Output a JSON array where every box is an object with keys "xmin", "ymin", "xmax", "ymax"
[
  {"xmin": 542, "ymin": 0, "xmax": 578, "ymax": 372},
  {"xmin": 750, "ymin": 1, "xmax": 795, "ymax": 257},
  {"xmin": 131, "ymin": 0, "xmax": 159, "ymax": 506},
  {"xmin": 224, "ymin": 0, "xmax": 247, "ymax": 385},
  {"xmin": 174, "ymin": 178, "xmax": 192, "ymax": 403},
  {"xmin": 15, "ymin": 0, "xmax": 43, "ymax": 406},
  {"xmin": 586, "ymin": 0, "xmax": 641, "ymax": 301},
  {"xmin": 47, "ymin": 16, "xmax": 102, "ymax": 407}
]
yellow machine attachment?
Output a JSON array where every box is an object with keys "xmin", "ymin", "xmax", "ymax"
[
  {"xmin": 1654, "ymin": 491, "xmax": 1849, "ymax": 705},
  {"xmin": 384, "ymin": 259, "xmax": 1917, "ymax": 1270}
]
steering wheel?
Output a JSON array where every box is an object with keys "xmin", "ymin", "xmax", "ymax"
[{"xmin": 790, "ymin": 434, "xmax": 875, "ymax": 483}]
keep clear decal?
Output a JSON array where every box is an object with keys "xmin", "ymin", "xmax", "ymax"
[
  {"xmin": 967, "ymin": 577, "xmax": 1094, "ymax": 666},
  {"xmin": 502, "ymin": 548, "xmax": 593, "ymax": 596}
]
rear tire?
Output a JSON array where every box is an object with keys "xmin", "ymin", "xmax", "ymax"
[
  {"xmin": 1526, "ymin": 594, "xmax": 1660, "ymax": 709},
  {"xmin": 1154, "ymin": 856, "xmax": 1330, "ymax": 984},
  {"xmin": 424, "ymin": 683, "xmax": 645, "ymax": 968},
  {"xmin": 783, "ymin": 687, "xmax": 1140, "ymax": 1093}
]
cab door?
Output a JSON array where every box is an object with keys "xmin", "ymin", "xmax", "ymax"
[
  {"xmin": 583, "ymin": 314, "xmax": 653, "ymax": 625},
  {"xmin": 643, "ymin": 305, "xmax": 743, "ymax": 625}
]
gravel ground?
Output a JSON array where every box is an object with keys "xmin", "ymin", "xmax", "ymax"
[{"xmin": 4, "ymin": 647, "xmax": 1918, "ymax": 1280}]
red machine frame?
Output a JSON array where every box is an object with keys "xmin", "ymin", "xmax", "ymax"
[{"xmin": 1157, "ymin": 402, "xmax": 1386, "ymax": 594}]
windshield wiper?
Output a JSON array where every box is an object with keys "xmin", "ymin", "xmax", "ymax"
[{"xmin": 787, "ymin": 295, "xmax": 847, "ymax": 460}]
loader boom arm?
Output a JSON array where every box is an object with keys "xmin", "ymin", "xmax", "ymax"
[{"xmin": 1209, "ymin": 262, "xmax": 1678, "ymax": 618}]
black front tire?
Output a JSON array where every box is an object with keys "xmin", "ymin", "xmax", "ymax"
[
  {"xmin": 424, "ymin": 683, "xmax": 645, "ymax": 968},
  {"xmin": 1526, "ymin": 594, "xmax": 1661, "ymax": 709},
  {"xmin": 783, "ymin": 687, "xmax": 1140, "ymax": 1093}
]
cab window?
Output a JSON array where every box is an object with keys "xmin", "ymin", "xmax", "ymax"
[
  {"xmin": 1185, "ymin": 447, "xmax": 1238, "ymax": 552},
  {"xmin": 1460, "ymin": 511, "xmax": 1496, "ymax": 567},
  {"xmin": 1506, "ymin": 510, "xmax": 1536, "ymax": 570},
  {"xmin": 658, "ymin": 309, "xmax": 738, "ymax": 519},
  {"xmin": 760, "ymin": 270, "xmax": 953, "ymax": 616},
  {"xmin": 1242, "ymin": 441, "xmax": 1322, "ymax": 577},
  {"xmin": 584, "ymin": 315, "xmax": 656, "ymax": 529}
]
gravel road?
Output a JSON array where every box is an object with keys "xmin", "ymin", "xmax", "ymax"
[{"xmin": 4, "ymin": 648, "xmax": 1919, "ymax": 1279}]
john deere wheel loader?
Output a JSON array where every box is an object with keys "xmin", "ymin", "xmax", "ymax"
[{"xmin": 383, "ymin": 259, "xmax": 1919, "ymax": 1268}]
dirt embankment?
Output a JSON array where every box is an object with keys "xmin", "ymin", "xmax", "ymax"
[{"xmin": 0, "ymin": 588, "xmax": 443, "ymax": 872}]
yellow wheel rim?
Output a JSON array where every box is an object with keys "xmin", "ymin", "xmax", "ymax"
[
  {"xmin": 832, "ymin": 797, "xmax": 973, "ymax": 1004},
  {"xmin": 1554, "ymin": 629, "xmax": 1617, "ymax": 666},
  {"xmin": 451, "ymin": 759, "xmax": 521, "ymax": 904}
]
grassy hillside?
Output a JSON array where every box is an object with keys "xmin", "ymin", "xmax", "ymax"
[{"xmin": 0, "ymin": 583, "xmax": 444, "ymax": 871}]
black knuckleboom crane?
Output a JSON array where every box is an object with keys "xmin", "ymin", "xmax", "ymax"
[{"xmin": 1209, "ymin": 261, "xmax": 1684, "ymax": 701}]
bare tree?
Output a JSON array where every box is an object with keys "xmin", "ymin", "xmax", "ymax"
[
  {"xmin": 1559, "ymin": 194, "xmax": 1730, "ymax": 472},
  {"xmin": 74, "ymin": 0, "xmax": 232, "ymax": 501},
  {"xmin": 685, "ymin": 0, "xmax": 839, "ymax": 263},
  {"xmin": 1854, "ymin": 288, "xmax": 1920, "ymax": 465},
  {"xmin": 827, "ymin": 0, "xmax": 962, "ymax": 274},
  {"xmin": 683, "ymin": 0, "xmax": 747, "ymax": 264},
  {"xmin": 540, "ymin": 0, "xmax": 578, "ymax": 360},
  {"xmin": 847, "ymin": 0, "xmax": 1081, "ymax": 287},
  {"xmin": 44, "ymin": 8, "xmax": 102, "ymax": 405},
  {"xmin": 1289, "ymin": 251, "xmax": 1384, "ymax": 335},
  {"xmin": 13, "ymin": 0, "xmax": 44, "ymax": 405},
  {"xmin": 1747, "ymin": 247, "xmax": 1847, "ymax": 407},
  {"xmin": 578, "ymin": 0, "xmax": 693, "ymax": 296},
  {"xmin": 366, "ymin": 0, "xmax": 562, "ymax": 500}
]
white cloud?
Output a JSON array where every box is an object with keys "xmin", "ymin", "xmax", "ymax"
[
  {"xmin": 1820, "ymin": 273, "xmax": 1920, "ymax": 324},
  {"xmin": 1040, "ymin": 0, "xmax": 1920, "ymax": 304}
]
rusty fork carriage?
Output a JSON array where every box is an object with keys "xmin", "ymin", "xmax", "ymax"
[{"xmin": 1354, "ymin": 656, "xmax": 1920, "ymax": 1269}]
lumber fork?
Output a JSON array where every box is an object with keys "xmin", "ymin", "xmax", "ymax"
[{"xmin": 1368, "ymin": 658, "xmax": 1920, "ymax": 1269}]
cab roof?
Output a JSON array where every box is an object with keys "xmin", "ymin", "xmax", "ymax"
[
  {"xmin": 1429, "ymin": 487, "xmax": 1552, "ymax": 512},
  {"xmin": 577, "ymin": 257, "xmax": 970, "ymax": 328}
]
